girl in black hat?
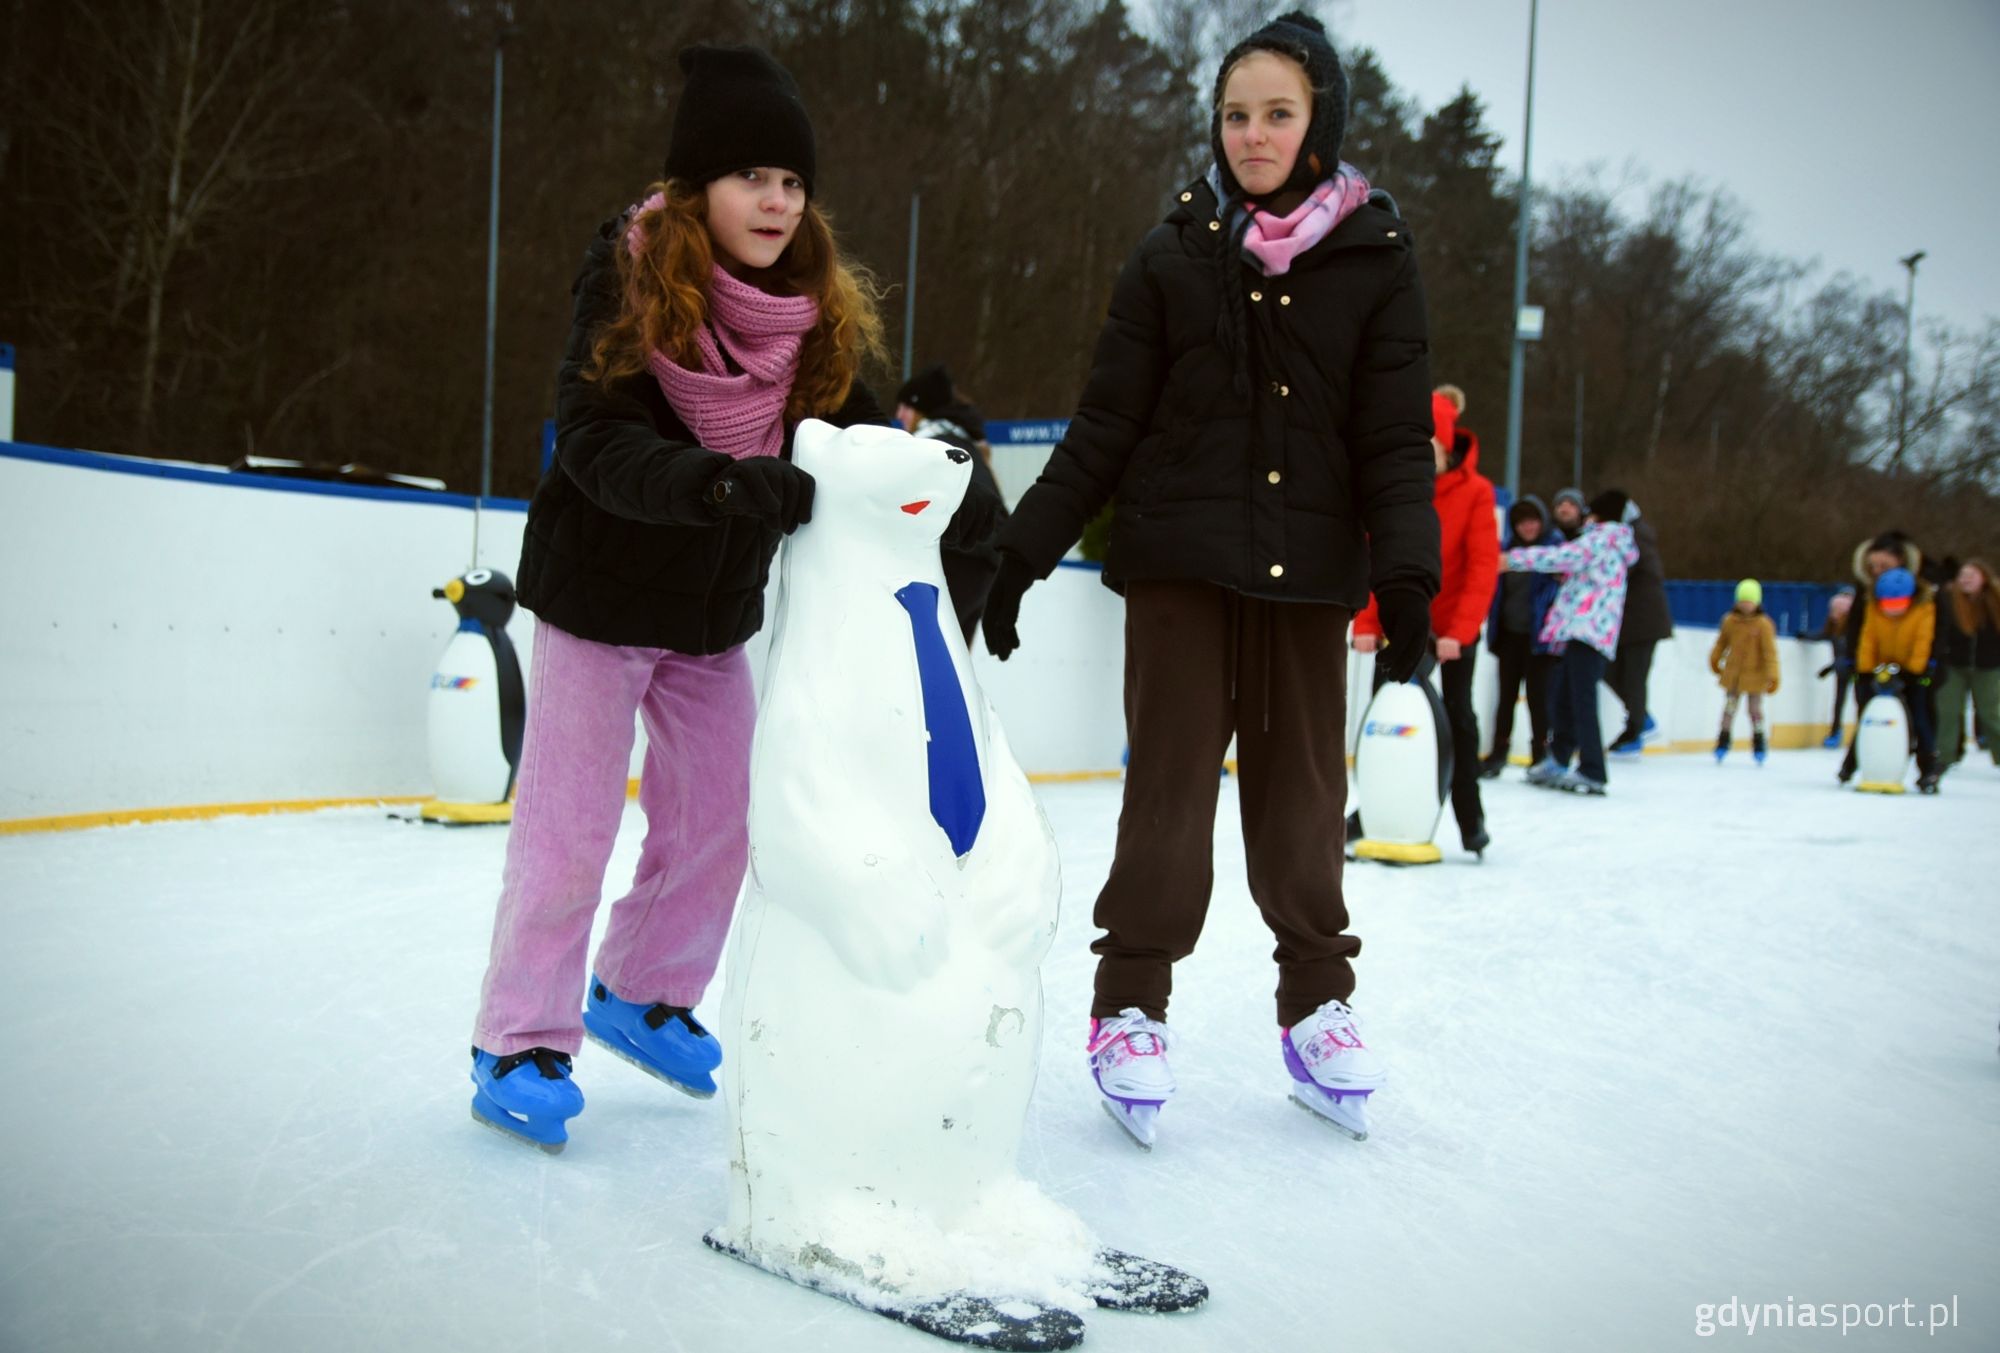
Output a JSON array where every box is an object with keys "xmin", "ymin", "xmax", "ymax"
[
  {"xmin": 980, "ymin": 11, "xmax": 1440, "ymax": 1146},
  {"xmin": 464, "ymin": 44, "xmax": 907, "ymax": 1152}
]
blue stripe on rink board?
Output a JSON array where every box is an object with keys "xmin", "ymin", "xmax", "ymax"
[{"xmin": 1, "ymin": 440, "xmax": 530, "ymax": 512}]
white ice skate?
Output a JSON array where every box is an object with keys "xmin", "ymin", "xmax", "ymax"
[
  {"xmin": 1089, "ymin": 1009, "xmax": 1175, "ymax": 1150},
  {"xmin": 1282, "ymin": 998, "xmax": 1385, "ymax": 1141}
]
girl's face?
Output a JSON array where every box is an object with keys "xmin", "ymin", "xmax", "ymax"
[
  {"xmin": 1514, "ymin": 516, "xmax": 1543, "ymax": 544},
  {"xmin": 1219, "ymin": 51, "xmax": 1311, "ymax": 198},
  {"xmin": 705, "ymin": 167, "xmax": 807, "ymax": 275},
  {"xmin": 1865, "ymin": 548, "xmax": 1899, "ymax": 578},
  {"xmin": 1960, "ymin": 563, "xmax": 1985, "ymax": 594}
]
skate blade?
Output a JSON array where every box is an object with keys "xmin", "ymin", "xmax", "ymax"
[
  {"xmin": 704, "ymin": 1230, "xmax": 1086, "ymax": 1350},
  {"xmin": 584, "ymin": 1027, "xmax": 718, "ymax": 1099},
  {"xmin": 1289, "ymin": 1083, "xmax": 1369, "ymax": 1141},
  {"xmin": 1100, "ymin": 1097, "xmax": 1158, "ymax": 1151},
  {"xmin": 469, "ymin": 1103, "xmax": 565, "ymax": 1154}
]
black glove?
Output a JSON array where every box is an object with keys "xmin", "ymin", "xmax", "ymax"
[
  {"xmin": 705, "ymin": 456, "xmax": 816, "ymax": 534},
  {"xmin": 1374, "ymin": 583, "xmax": 1433, "ymax": 684},
  {"xmin": 982, "ymin": 554, "xmax": 1036, "ymax": 661}
]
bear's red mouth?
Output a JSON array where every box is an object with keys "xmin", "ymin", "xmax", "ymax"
[{"xmin": 900, "ymin": 500, "xmax": 930, "ymax": 515}]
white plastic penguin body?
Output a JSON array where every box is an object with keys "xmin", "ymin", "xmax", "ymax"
[
  {"xmin": 1853, "ymin": 685, "xmax": 1911, "ymax": 793},
  {"xmin": 425, "ymin": 568, "xmax": 523, "ymax": 820},
  {"xmin": 1350, "ymin": 668, "xmax": 1449, "ymax": 864},
  {"xmin": 717, "ymin": 420, "xmax": 1089, "ymax": 1298}
]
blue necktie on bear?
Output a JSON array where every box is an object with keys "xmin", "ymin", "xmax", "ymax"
[{"xmin": 893, "ymin": 582, "xmax": 985, "ymax": 856}]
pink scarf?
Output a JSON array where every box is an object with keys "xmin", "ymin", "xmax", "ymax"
[
  {"xmin": 1240, "ymin": 165, "xmax": 1372, "ymax": 276},
  {"xmin": 625, "ymin": 193, "xmax": 820, "ymax": 461}
]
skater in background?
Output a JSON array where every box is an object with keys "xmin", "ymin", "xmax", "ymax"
[
  {"xmin": 1709, "ymin": 578, "xmax": 1780, "ymax": 764},
  {"xmin": 1501, "ymin": 489, "xmax": 1638, "ymax": 795},
  {"xmin": 1549, "ymin": 486, "xmax": 1587, "ymax": 538},
  {"xmin": 980, "ymin": 11, "xmax": 1440, "ymax": 1144},
  {"xmin": 465, "ymin": 45, "xmax": 992, "ymax": 1152},
  {"xmin": 1480, "ymin": 493, "xmax": 1562, "ymax": 777},
  {"xmin": 1845, "ymin": 566, "xmax": 1940, "ymax": 793},
  {"xmin": 1934, "ymin": 558, "xmax": 2000, "ymax": 774},
  {"xmin": 1802, "ymin": 586, "xmax": 1855, "ymax": 747},
  {"xmin": 1352, "ymin": 385, "xmax": 1499, "ymax": 854},
  {"xmin": 895, "ymin": 362, "xmax": 1010, "ymax": 643},
  {"xmin": 1605, "ymin": 495, "xmax": 1673, "ymax": 757}
]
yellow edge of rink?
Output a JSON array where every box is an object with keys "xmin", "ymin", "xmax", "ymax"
[
  {"xmin": 0, "ymin": 722, "xmax": 1867, "ymax": 837},
  {"xmin": 1354, "ymin": 839, "xmax": 1443, "ymax": 865},
  {"xmin": 0, "ymin": 794, "xmax": 432, "ymax": 837},
  {"xmin": 419, "ymin": 799, "xmax": 514, "ymax": 824}
]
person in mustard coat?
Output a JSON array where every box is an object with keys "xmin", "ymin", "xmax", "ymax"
[
  {"xmin": 1710, "ymin": 579, "xmax": 1780, "ymax": 763},
  {"xmin": 1845, "ymin": 566, "xmax": 1941, "ymax": 792}
]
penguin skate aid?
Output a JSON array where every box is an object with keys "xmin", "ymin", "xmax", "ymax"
[
  {"xmin": 981, "ymin": 11, "xmax": 1439, "ymax": 1151},
  {"xmin": 462, "ymin": 39, "xmax": 1003, "ymax": 1155}
]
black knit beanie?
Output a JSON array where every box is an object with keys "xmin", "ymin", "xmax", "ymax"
[
  {"xmin": 663, "ymin": 45, "xmax": 817, "ymax": 196},
  {"xmin": 1211, "ymin": 11, "xmax": 1348, "ymax": 201},
  {"xmin": 896, "ymin": 363, "xmax": 954, "ymax": 416}
]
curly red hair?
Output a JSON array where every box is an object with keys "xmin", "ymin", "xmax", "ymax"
[{"xmin": 583, "ymin": 179, "xmax": 886, "ymax": 421}]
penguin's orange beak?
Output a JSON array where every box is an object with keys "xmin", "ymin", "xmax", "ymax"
[{"xmin": 443, "ymin": 579, "xmax": 466, "ymax": 603}]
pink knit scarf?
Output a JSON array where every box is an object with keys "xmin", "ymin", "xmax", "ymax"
[
  {"xmin": 625, "ymin": 193, "xmax": 820, "ymax": 461},
  {"xmin": 1240, "ymin": 164, "xmax": 1372, "ymax": 276}
]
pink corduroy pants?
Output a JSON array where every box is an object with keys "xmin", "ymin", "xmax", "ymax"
[{"xmin": 472, "ymin": 621, "xmax": 754, "ymax": 1056}]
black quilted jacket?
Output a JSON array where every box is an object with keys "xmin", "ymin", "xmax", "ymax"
[
  {"xmin": 997, "ymin": 176, "xmax": 1440, "ymax": 607},
  {"xmin": 518, "ymin": 214, "xmax": 988, "ymax": 653}
]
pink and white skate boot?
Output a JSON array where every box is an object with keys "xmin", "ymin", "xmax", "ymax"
[
  {"xmin": 1089, "ymin": 1008, "xmax": 1175, "ymax": 1150},
  {"xmin": 1282, "ymin": 998, "xmax": 1386, "ymax": 1141}
]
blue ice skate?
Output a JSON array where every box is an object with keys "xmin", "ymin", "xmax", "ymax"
[
  {"xmin": 1640, "ymin": 714, "xmax": 1661, "ymax": 745},
  {"xmin": 582, "ymin": 975, "xmax": 721, "ymax": 1098},
  {"xmin": 1822, "ymin": 731, "xmax": 1844, "ymax": 749},
  {"xmin": 470, "ymin": 1046, "xmax": 583, "ymax": 1153},
  {"xmin": 1524, "ymin": 757, "xmax": 1565, "ymax": 788}
]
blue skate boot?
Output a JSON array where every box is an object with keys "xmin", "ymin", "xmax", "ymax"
[
  {"xmin": 582, "ymin": 975, "xmax": 722, "ymax": 1098},
  {"xmin": 469, "ymin": 1046, "xmax": 583, "ymax": 1154}
]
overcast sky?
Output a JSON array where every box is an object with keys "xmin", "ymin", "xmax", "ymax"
[{"xmin": 1323, "ymin": 0, "xmax": 1999, "ymax": 338}]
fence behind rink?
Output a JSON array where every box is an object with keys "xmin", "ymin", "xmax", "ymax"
[{"xmin": 3, "ymin": 438, "xmax": 1851, "ymax": 828}]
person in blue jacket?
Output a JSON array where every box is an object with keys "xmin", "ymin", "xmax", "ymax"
[{"xmin": 1480, "ymin": 494, "xmax": 1562, "ymax": 777}]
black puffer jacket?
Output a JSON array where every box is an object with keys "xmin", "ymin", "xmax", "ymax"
[
  {"xmin": 1618, "ymin": 514, "xmax": 1674, "ymax": 646},
  {"xmin": 998, "ymin": 177, "xmax": 1439, "ymax": 607},
  {"xmin": 517, "ymin": 213, "xmax": 965, "ymax": 654},
  {"xmin": 1935, "ymin": 589, "xmax": 2000, "ymax": 669}
]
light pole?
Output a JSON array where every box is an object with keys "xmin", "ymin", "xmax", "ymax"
[
  {"xmin": 902, "ymin": 190, "xmax": 921, "ymax": 381},
  {"xmin": 476, "ymin": 5, "xmax": 518, "ymax": 563},
  {"xmin": 1502, "ymin": 0, "xmax": 1540, "ymax": 498},
  {"xmin": 1894, "ymin": 249, "xmax": 1926, "ymax": 470}
]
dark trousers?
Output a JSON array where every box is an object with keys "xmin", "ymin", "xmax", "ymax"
[
  {"xmin": 1489, "ymin": 630, "xmax": 1553, "ymax": 765},
  {"xmin": 1091, "ymin": 582, "xmax": 1354, "ymax": 1028},
  {"xmin": 1360, "ymin": 646, "xmax": 1484, "ymax": 845},
  {"xmin": 1604, "ymin": 638, "xmax": 1657, "ymax": 744},
  {"xmin": 1548, "ymin": 643, "xmax": 1610, "ymax": 783},
  {"xmin": 1828, "ymin": 669, "xmax": 1852, "ymax": 735}
]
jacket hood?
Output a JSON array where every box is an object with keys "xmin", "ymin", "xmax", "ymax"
[
  {"xmin": 1851, "ymin": 535, "xmax": 1925, "ymax": 588},
  {"xmin": 1504, "ymin": 493, "xmax": 1551, "ymax": 546},
  {"xmin": 921, "ymin": 400, "xmax": 986, "ymax": 444}
]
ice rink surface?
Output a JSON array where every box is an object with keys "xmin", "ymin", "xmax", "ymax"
[{"xmin": 3, "ymin": 748, "xmax": 1997, "ymax": 1352}]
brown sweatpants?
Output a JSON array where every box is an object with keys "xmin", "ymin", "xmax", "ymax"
[{"xmin": 1090, "ymin": 580, "xmax": 1357, "ymax": 1029}]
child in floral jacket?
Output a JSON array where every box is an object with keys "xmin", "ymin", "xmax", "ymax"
[{"xmin": 1500, "ymin": 489, "xmax": 1639, "ymax": 793}]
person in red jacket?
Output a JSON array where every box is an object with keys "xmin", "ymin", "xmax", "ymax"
[{"xmin": 1351, "ymin": 386, "xmax": 1501, "ymax": 854}]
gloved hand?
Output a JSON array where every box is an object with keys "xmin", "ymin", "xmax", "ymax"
[
  {"xmin": 981, "ymin": 554, "xmax": 1036, "ymax": 661},
  {"xmin": 1374, "ymin": 583, "xmax": 1433, "ymax": 684},
  {"xmin": 705, "ymin": 456, "xmax": 816, "ymax": 534}
]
